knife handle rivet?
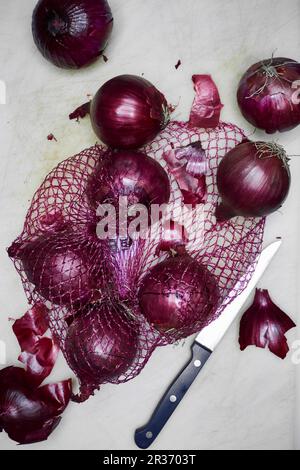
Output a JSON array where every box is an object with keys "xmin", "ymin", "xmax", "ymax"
[
  {"xmin": 170, "ymin": 395, "xmax": 177, "ymax": 403},
  {"xmin": 194, "ymin": 360, "xmax": 201, "ymax": 368},
  {"xmin": 146, "ymin": 431, "xmax": 153, "ymax": 439}
]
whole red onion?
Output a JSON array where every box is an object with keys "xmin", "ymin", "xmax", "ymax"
[
  {"xmin": 215, "ymin": 141, "xmax": 291, "ymax": 221},
  {"xmin": 138, "ymin": 255, "xmax": 219, "ymax": 333},
  {"xmin": 87, "ymin": 150, "xmax": 171, "ymax": 210},
  {"xmin": 237, "ymin": 57, "xmax": 300, "ymax": 133},
  {"xmin": 32, "ymin": 0, "xmax": 113, "ymax": 69},
  {"xmin": 65, "ymin": 302, "xmax": 138, "ymax": 387},
  {"xmin": 89, "ymin": 75, "xmax": 171, "ymax": 149},
  {"xmin": 8, "ymin": 231, "xmax": 104, "ymax": 308}
]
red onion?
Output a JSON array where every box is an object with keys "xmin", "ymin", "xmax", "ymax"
[
  {"xmin": 215, "ymin": 141, "xmax": 291, "ymax": 221},
  {"xmin": 138, "ymin": 255, "xmax": 219, "ymax": 333},
  {"xmin": 163, "ymin": 142, "xmax": 207, "ymax": 205},
  {"xmin": 65, "ymin": 302, "xmax": 138, "ymax": 399},
  {"xmin": 37, "ymin": 211, "xmax": 68, "ymax": 234},
  {"xmin": 237, "ymin": 57, "xmax": 300, "ymax": 133},
  {"xmin": 13, "ymin": 303, "xmax": 49, "ymax": 352},
  {"xmin": 87, "ymin": 150, "xmax": 171, "ymax": 212},
  {"xmin": 89, "ymin": 75, "xmax": 171, "ymax": 148},
  {"xmin": 8, "ymin": 231, "xmax": 104, "ymax": 308},
  {"xmin": 239, "ymin": 289, "xmax": 295, "ymax": 359},
  {"xmin": 32, "ymin": 0, "xmax": 113, "ymax": 69},
  {"xmin": 155, "ymin": 220, "xmax": 188, "ymax": 255},
  {"xmin": 0, "ymin": 367, "xmax": 72, "ymax": 444}
]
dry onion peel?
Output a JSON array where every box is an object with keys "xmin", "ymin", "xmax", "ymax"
[{"xmin": 239, "ymin": 289, "xmax": 295, "ymax": 359}]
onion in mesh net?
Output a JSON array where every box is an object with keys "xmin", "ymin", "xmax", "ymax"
[
  {"xmin": 138, "ymin": 254, "xmax": 220, "ymax": 336},
  {"xmin": 64, "ymin": 301, "xmax": 138, "ymax": 401},
  {"xmin": 8, "ymin": 229, "xmax": 105, "ymax": 309}
]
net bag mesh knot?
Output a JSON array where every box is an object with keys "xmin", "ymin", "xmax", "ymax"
[{"xmin": 8, "ymin": 120, "xmax": 265, "ymax": 401}]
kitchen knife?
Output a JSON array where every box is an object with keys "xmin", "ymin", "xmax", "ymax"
[{"xmin": 134, "ymin": 239, "xmax": 281, "ymax": 449}]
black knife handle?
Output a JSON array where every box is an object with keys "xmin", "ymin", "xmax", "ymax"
[{"xmin": 134, "ymin": 342, "xmax": 211, "ymax": 449}]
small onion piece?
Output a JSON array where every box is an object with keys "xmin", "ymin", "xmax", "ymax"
[
  {"xmin": 87, "ymin": 149, "xmax": 171, "ymax": 211},
  {"xmin": 89, "ymin": 75, "xmax": 171, "ymax": 149},
  {"xmin": 237, "ymin": 57, "xmax": 300, "ymax": 133},
  {"xmin": 215, "ymin": 141, "xmax": 291, "ymax": 221},
  {"xmin": 65, "ymin": 302, "xmax": 138, "ymax": 400},
  {"xmin": 138, "ymin": 255, "xmax": 219, "ymax": 333},
  {"xmin": 32, "ymin": 0, "xmax": 113, "ymax": 69}
]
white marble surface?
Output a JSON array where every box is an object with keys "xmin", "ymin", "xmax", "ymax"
[{"xmin": 0, "ymin": 0, "xmax": 300, "ymax": 450}]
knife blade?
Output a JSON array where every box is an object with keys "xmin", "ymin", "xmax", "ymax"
[{"xmin": 134, "ymin": 240, "xmax": 281, "ymax": 449}]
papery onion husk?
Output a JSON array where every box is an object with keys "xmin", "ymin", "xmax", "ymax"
[
  {"xmin": 88, "ymin": 75, "xmax": 171, "ymax": 149},
  {"xmin": 86, "ymin": 150, "xmax": 171, "ymax": 302},
  {"xmin": 138, "ymin": 254, "xmax": 219, "ymax": 334},
  {"xmin": 163, "ymin": 141, "xmax": 207, "ymax": 205},
  {"xmin": 8, "ymin": 230, "xmax": 104, "ymax": 308},
  {"xmin": 189, "ymin": 75, "xmax": 223, "ymax": 129},
  {"xmin": 32, "ymin": 0, "xmax": 113, "ymax": 69},
  {"xmin": 65, "ymin": 302, "xmax": 138, "ymax": 401},
  {"xmin": 237, "ymin": 57, "xmax": 300, "ymax": 133},
  {"xmin": 0, "ymin": 367, "xmax": 72, "ymax": 444},
  {"xmin": 215, "ymin": 141, "xmax": 291, "ymax": 221},
  {"xmin": 18, "ymin": 338, "xmax": 60, "ymax": 388},
  {"xmin": 239, "ymin": 289, "xmax": 295, "ymax": 359},
  {"xmin": 13, "ymin": 303, "xmax": 49, "ymax": 352}
]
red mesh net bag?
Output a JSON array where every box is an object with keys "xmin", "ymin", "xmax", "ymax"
[{"xmin": 8, "ymin": 77, "xmax": 265, "ymax": 401}]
